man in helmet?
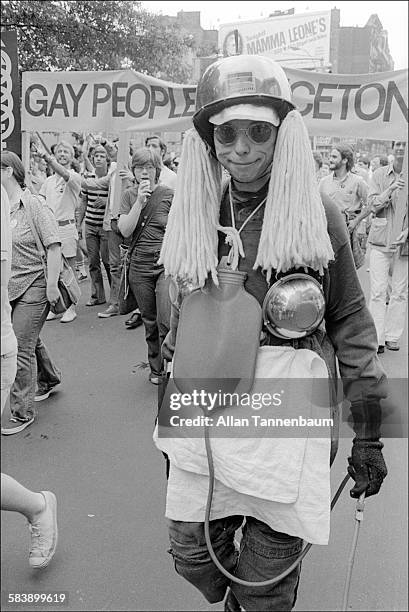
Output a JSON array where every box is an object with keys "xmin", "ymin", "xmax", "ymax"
[{"xmin": 154, "ymin": 55, "xmax": 388, "ymax": 611}]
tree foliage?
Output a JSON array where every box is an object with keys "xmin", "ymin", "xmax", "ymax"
[{"xmin": 1, "ymin": 0, "xmax": 195, "ymax": 82}]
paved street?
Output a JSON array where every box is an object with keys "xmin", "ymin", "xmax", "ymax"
[{"xmin": 1, "ymin": 258, "xmax": 407, "ymax": 612}]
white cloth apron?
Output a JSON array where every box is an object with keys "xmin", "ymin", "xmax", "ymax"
[{"xmin": 154, "ymin": 346, "xmax": 332, "ymax": 544}]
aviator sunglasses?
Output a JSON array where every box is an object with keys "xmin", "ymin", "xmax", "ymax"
[{"xmin": 214, "ymin": 121, "xmax": 275, "ymax": 146}]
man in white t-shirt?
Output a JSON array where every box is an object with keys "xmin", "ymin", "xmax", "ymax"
[
  {"xmin": 1, "ymin": 184, "xmax": 58, "ymax": 569},
  {"xmin": 145, "ymin": 136, "xmax": 177, "ymax": 190},
  {"xmin": 38, "ymin": 141, "xmax": 82, "ymax": 323}
]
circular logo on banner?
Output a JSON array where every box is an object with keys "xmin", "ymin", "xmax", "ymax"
[
  {"xmin": 1, "ymin": 40, "xmax": 15, "ymax": 150},
  {"xmin": 223, "ymin": 31, "xmax": 244, "ymax": 57}
]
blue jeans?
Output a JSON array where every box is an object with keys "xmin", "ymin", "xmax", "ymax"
[
  {"xmin": 128, "ymin": 261, "xmax": 171, "ymax": 375},
  {"xmin": 10, "ymin": 278, "xmax": 61, "ymax": 420},
  {"xmin": 85, "ymin": 224, "xmax": 111, "ymax": 302},
  {"xmin": 168, "ymin": 516, "xmax": 303, "ymax": 611}
]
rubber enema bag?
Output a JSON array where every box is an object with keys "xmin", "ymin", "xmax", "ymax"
[{"xmin": 172, "ymin": 265, "xmax": 262, "ymax": 398}]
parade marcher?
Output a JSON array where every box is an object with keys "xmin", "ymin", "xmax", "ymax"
[
  {"xmin": 355, "ymin": 156, "xmax": 370, "ymax": 182},
  {"xmin": 1, "ymin": 184, "xmax": 58, "ymax": 568},
  {"xmin": 319, "ymin": 144, "xmax": 371, "ymax": 267},
  {"xmin": 145, "ymin": 136, "xmax": 178, "ymax": 190},
  {"xmin": 77, "ymin": 144, "xmax": 111, "ymax": 307},
  {"xmin": 319, "ymin": 144, "xmax": 369, "ymax": 225},
  {"xmin": 118, "ymin": 148, "xmax": 173, "ymax": 384},
  {"xmin": 367, "ymin": 140, "xmax": 408, "ymax": 353},
  {"xmin": 115, "ymin": 155, "xmax": 144, "ymax": 329},
  {"xmin": 154, "ymin": 55, "xmax": 387, "ymax": 611},
  {"xmin": 38, "ymin": 140, "xmax": 82, "ymax": 323},
  {"xmin": 96, "ymin": 141, "xmax": 122, "ymax": 319},
  {"xmin": 79, "ymin": 141, "xmax": 139, "ymax": 320},
  {"xmin": 73, "ymin": 148, "xmax": 89, "ymax": 282},
  {"xmin": 366, "ymin": 156, "xmax": 390, "ymax": 242},
  {"xmin": 1, "ymin": 152, "xmax": 61, "ymax": 434},
  {"xmin": 0, "ymin": 184, "xmax": 18, "ymax": 419},
  {"xmin": 370, "ymin": 155, "xmax": 389, "ymax": 177}
]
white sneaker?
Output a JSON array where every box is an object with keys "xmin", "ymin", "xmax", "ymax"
[
  {"xmin": 60, "ymin": 306, "xmax": 77, "ymax": 323},
  {"xmin": 98, "ymin": 305, "xmax": 119, "ymax": 318},
  {"xmin": 46, "ymin": 311, "xmax": 58, "ymax": 321},
  {"xmin": 28, "ymin": 491, "xmax": 58, "ymax": 569},
  {"xmin": 1, "ymin": 416, "xmax": 35, "ymax": 435}
]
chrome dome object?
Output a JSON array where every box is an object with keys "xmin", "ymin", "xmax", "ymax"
[{"xmin": 262, "ymin": 273, "xmax": 326, "ymax": 339}]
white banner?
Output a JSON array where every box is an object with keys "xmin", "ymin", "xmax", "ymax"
[
  {"xmin": 287, "ymin": 68, "xmax": 408, "ymax": 139},
  {"xmin": 22, "ymin": 69, "xmax": 195, "ymax": 133},
  {"xmin": 21, "ymin": 68, "xmax": 408, "ymax": 140},
  {"xmin": 218, "ymin": 11, "xmax": 331, "ymax": 68}
]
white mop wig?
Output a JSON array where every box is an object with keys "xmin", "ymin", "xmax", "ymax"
[{"xmin": 160, "ymin": 56, "xmax": 334, "ymax": 287}]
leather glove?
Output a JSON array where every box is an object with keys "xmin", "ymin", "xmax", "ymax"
[
  {"xmin": 348, "ymin": 399, "xmax": 387, "ymax": 498},
  {"xmin": 347, "ymin": 439, "xmax": 387, "ymax": 498}
]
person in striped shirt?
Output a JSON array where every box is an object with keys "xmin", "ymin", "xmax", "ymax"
[{"xmin": 77, "ymin": 145, "xmax": 112, "ymax": 306}]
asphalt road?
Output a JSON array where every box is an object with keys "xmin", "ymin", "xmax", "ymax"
[{"xmin": 1, "ymin": 256, "xmax": 408, "ymax": 612}]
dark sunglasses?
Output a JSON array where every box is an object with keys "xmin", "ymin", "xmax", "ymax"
[{"xmin": 214, "ymin": 122, "xmax": 275, "ymax": 146}]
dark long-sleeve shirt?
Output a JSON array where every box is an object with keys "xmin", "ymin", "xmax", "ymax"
[{"xmin": 164, "ymin": 183, "xmax": 386, "ymax": 410}]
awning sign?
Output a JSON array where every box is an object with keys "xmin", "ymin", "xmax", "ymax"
[{"xmin": 219, "ymin": 11, "xmax": 331, "ymax": 68}]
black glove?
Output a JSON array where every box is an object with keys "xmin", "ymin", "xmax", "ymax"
[
  {"xmin": 348, "ymin": 399, "xmax": 387, "ymax": 498},
  {"xmin": 347, "ymin": 439, "xmax": 387, "ymax": 498}
]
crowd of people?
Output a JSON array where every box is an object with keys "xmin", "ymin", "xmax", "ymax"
[
  {"xmin": 1, "ymin": 132, "xmax": 179, "ymax": 572},
  {"xmin": 1, "ymin": 133, "xmax": 180, "ymax": 437},
  {"xmin": 313, "ymin": 141, "xmax": 408, "ymax": 353},
  {"xmin": 1, "ymin": 54, "xmax": 407, "ymax": 609}
]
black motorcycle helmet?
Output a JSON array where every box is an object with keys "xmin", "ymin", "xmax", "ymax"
[{"xmin": 193, "ymin": 54, "xmax": 295, "ymax": 154}]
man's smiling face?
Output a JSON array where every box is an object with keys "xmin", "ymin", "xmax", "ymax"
[{"xmin": 214, "ymin": 119, "xmax": 278, "ymax": 185}]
